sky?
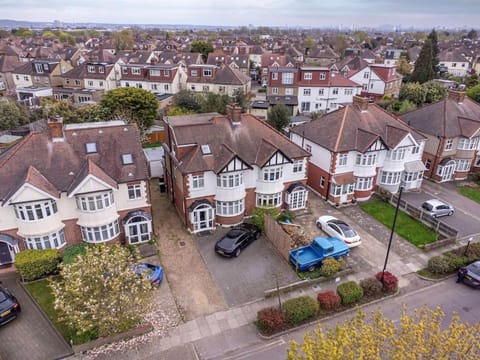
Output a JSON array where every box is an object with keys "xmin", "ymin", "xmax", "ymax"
[{"xmin": 1, "ymin": 0, "xmax": 479, "ymax": 29}]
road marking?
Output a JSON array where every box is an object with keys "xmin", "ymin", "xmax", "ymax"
[{"xmin": 215, "ymin": 338, "xmax": 286, "ymax": 360}]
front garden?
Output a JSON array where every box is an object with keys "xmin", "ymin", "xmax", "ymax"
[
  {"xmin": 359, "ymin": 196, "xmax": 437, "ymax": 248},
  {"xmin": 16, "ymin": 243, "xmax": 155, "ymax": 345}
]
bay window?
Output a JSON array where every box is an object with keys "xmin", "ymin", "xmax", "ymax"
[
  {"xmin": 457, "ymin": 137, "xmax": 479, "ymax": 150},
  {"xmin": 355, "ymin": 153, "xmax": 377, "ymax": 166},
  {"xmin": 262, "ymin": 166, "xmax": 283, "ymax": 181},
  {"xmin": 24, "ymin": 229, "xmax": 66, "ymax": 250},
  {"xmin": 256, "ymin": 193, "xmax": 282, "ymax": 207},
  {"xmin": 14, "ymin": 201, "xmax": 58, "ymax": 221},
  {"xmin": 217, "ymin": 172, "xmax": 243, "ymax": 188},
  {"xmin": 216, "ymin": 199, "xmax": 245, "ymax": 216},
  {"xmin": 355, "ymin": 177, "xmax": 373, "ymax": 190},
  {"xmin": 380, "ymin": 171, "xmax": 402, "ymax": 185},
  {"xmin": 81, "ymin": 220, "xmax": 120, "ymax": 243},
  {"xmin": 76, "ymin": 192, "xmax": 114, "ymax": 212}
]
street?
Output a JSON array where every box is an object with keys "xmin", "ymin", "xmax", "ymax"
[{"xmin": 191, "ymin": 277, "xmax": 480, "ymax": 360}]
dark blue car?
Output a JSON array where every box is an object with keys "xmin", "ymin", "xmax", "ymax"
[
  {"xmin": 0, "ymin": 283, "xmax": 21, "ymax": 325},
  {"xmin": 135, "ymin": 263, "xmax": 164, "ymax": 285}
]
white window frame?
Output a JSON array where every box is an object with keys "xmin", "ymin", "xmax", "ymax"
[
  {"xmin": 380, "ymin": 171, "xmax": 402, "ymax": 185},
  {"xmin": 288, "ymin": 188, "xmax": 307, "ymax": 210},
  {"xmin": 262, "ymin": 166, "xmax": 283, "ymax": 182},
  {"xmin": 75, "ymin": 192, "xmax": 114, "ymax": 212},
  {"xmin": 203, "ymin": 68, "xmax": 212, "ymax": 77},
  {"xmin": 128, "ymin": 184, "xmax": 142, "ymax": 200},
  {"xmin": 271, "ymin": 72, "xmax": 278, "ymax": 80},
  {"xmin": 338, "ymin": 154, "xmax": 348, "ymax": 166},
  {"xmin": 216, "ymin": 199, "xmax": 245, "ymax": 216},
  {"xmin": 355, "ymin": 153, "xmax": 377, "ymax": 166},
  {"xmin": 306, "ymin": 144, "xmax": 312, "ymax": 153},
  {"xmin": 304, "ymin": 72, "xmax": 312, "ymax": 80},
  {"xmin": 87, "ymin": 65, "xmax": 95, "ymax": 73},
  {"xmin": 320, "ymin": 176, "xmax": 325, "ymax": 188},
  {"xmin": 445, "ymin": 139, "xmax": 454, "ymax": 150},
  {"xmin": 14, "ymin": 201, "xmax": 58, "ymax": 221},
  {"xmin": 455, "ymin": 159, "xmax": 471, "ymax": 172},
  {"xmin": 411, "ymin": 145, "xmax": 420, "ymax": 154},
  {"xmin": 125, "ymin": 215, "xmax": 152, "ymax": 244},
  {"xmin": 81, "ymin": 220, "xmax": 120, "ymax": 243},
  {"xmin": 303, "ymin": 88, "xmax": 311, "ymax": 96},
  {"xmin": 355, "ymin": 177, "xmax": 373, "ymax": 190},
  {"xmin": 256, "ymin": 192, "xmax": 282, "ymax": 207},
  {"xmin": 132, "ymin": 67, "xmax": 141, "ymax": 75},
  {"xmin": 319, "ymin": 72, "xmax": 326, "ymax": 80},
  {"xmin": 150, "ymin": 69, "xmax": 160, "ymax": 76},
  {"xmin": 191, "ymin": 69, "xmax": 198, "ymax": 77},
  {"xmin": 191, "ymin": 174, "xmax": 205, "ymax": 189},
  {"xmin": 272, "ymin": 87, "xmax": 278, "ymax": 94},
  {"xmin": 457, "ymin": 137, "xmax": 479, "ymax": 150},
  {"xmin": 330, "ymin": 183, "xmax": 354, "ymax": 196},
  {"xmin": 282, "ymin": 72, "xmax": 293, "ymax": 84},
  {"xmin": 389, "ymin": 148, "xmax": 406, "ymax": 161},
  {"xmin": 24, "ymin": 229, "xmax": 66, "ymax": 250},
  {"xmin": 217, "ymin": 172, "xmax": 243, "ymax": 188},
  {"xmin": 292, "ymin": 160, "xmax": 304, "ymax": 173}
]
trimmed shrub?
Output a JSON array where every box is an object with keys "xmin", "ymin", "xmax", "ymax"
[
  {"xmin": 427, "ymin": 255, "xmax": 453, "ymax": 274},
  {"xmin": 256, "ymin": 307, "xmax": 286, "ymax": 335},
  {"xmin": 283, "ymin": 296, "xmax": 319, "ymax": 326},
  {"xmin": 360, "ymin": 277, "xmax": 384, "ymax": 297},
  {"xmin": 319, "ymin": 257, "xmax": 342, "ymax": 277},
  {"xmin": 251, "ymin": 207, "xmax": 279, "ymax": 232},
  {"xmin": 336, "ymin": 281, "xmax": 364, "ymax": 305},
  {"xmin": 15, "ymin": 249, "xmax": 61, "ymax": 281},
  {"xmin": 317, "ymin": 290, "xmax": 341, "ymax": 311},
  {"xmin": 444, "ymin": 252, "xmax": 469, "ymax": 270},
  {"xmin": 62, "ymin": 243, "xmax": 89, "ymax": 265},
  {"xmin": 375, "ymin": 271, "xmax": 399, "ymax": 292}
]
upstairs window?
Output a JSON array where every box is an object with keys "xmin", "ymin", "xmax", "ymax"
[
  {"xmin": 282, "ymin": 72, "xmax": 293, "ymax": 84},
  {"xmin": 128, "ymin": 184, "xmax": 142, "ymax": 199},
  {"xmin": 203, "ymin": 68, "xmax": 212, "ymax": 77},
  {"xmin": 444, "ymin": 139, "xmax": 454, "ymax": 151},
  {"xmin": 293, "ymin": 160, "xmax": 304, "ymax": 173},
  {"xmin": 14, "ymin": 201, "xmax": 58, "ymax": 221},
  {"xmin": 34, "ymin": 63, "xmax": 44, "ymax": 73},
  {"xmin": 76, "ymin": 192, "xmax": 114, "ymax": 212},
  {"xmin": 217, "ymin": 173, "xmax": 243, "ymax": 188},
  {"xmin": 191, "ymin": 174, "xmax": 205, "ymax": 189},
  {"xmin": 262, "ymin": 166, "xmax": 283, "ymax": 182},
  {"xmin": 304, "ymin": 72, "xmax": 312, "ymax": 80},
  {"xmin": 338, "ymin": 154, "xmax": 348, "ymax": 166},
  {"xmin": 132, "ymin": 67, "xmax": 141, "ymax": 75},
  {"xmin": 99, "ymin": 67, "xmax": 104, "ymax": 73},
  {"xmin": 87, "ymin": 65, "xmax": 95, "ymax": 73},
  {"xmin": 272, "ymin": 72, "xmax": 278, "ymax": 80},
  {"xmin": 319, "ymin": 72, "xmax": 326, "ymax": 80},
  {"xmin": 191, "ymin": 69, "xmax": 198, "ymax": 77}
]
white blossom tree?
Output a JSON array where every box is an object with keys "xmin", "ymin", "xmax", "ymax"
[{"xmin": 51, "ymin": 244, "xmax": 153, "ymax": 337}]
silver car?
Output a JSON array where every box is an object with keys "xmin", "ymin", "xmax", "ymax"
[{"xmin": 421, "ymin": 199, "xmax": 454, "ymax": 218}]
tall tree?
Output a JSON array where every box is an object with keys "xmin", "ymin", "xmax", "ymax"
[
  {"xmin": 51, "ymin": 245, "xmax": 153, "ymax": 337},
  {"xmin": 396, "ymin": 57, "xmax": 412, "ymax": 76},
  {"xmin": 0, "ymin": 100, "xmax": 29, "ymax": 130},
  {"xmin": 98, "ymin": 87, "xmax": 159, "ymax": 133},
  {"xmin": 190, "ymin": 40, "xmax": 214, "ymax": 62},
  {"xmin": 410, "ymin": 39, "xmax": 435, "ymax": 84},
  {"xmin": 427, "ymin": 29, "xmax": 440, "ymax": 74},
  {"xmin": 467, "ymin": 29, "xmax": 478, "ymax": 40},
  {"xmin": 110, "ymin": 29, "xmax": 134, "ymax": 51},
  {"xmin": 267, "ymin": 104, "xmax": 290, "ymax": 132},
  {"xmin": 287, "ymin": 306, "xmax": 480, "ymax": 360}
]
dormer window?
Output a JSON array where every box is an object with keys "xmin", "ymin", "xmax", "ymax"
[
  {"xmin": 191, "ymin": 69, "xmax": 198, "ymax": 77},
  {"xmin": 122, "ymin": 67, "xmax": 128, "ymax": 74},
  {"xmin": 122, "ymin": 153, "xmax": 133, "ymax": 165},
  {"xmin": 203, "ymin": 68, "xmax": 212, "ymax": 77},
  {"xmin": 35, "ymin": 63, "xmax": 44, "ymax": 73},
  {"xmin": 132, "ymin": 67, "xmax": 141, "ymax": 75},
  {"xmin": 99, "ymin": 67, "xmax": 104, "ymax": 74},
  {"xmin": 87, "ymin": 65, "xmax": 95, "ymax": 73},
  {"xmin": 86, "ymin": 142, "xmax": 97, "ymax": 153}
]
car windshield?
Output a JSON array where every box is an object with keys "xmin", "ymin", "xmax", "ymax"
[
  {"xmin": 335, "ymin": 221, "xmax": 357, "ymax": 237},
  {"xmin": 467, "ymin": 262, "xmax": 480, "ymax": 276}
]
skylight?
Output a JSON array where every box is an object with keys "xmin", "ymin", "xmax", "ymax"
[
  {"xmin": 85, "ymin": 142, "xmax": 97, "ymax": 153},
  {"xmin": 122, "ymin": 153, "xmax": 133, "ymax": 165},
  {"xmin": 201, "ymin": 144, "xmax": 211, "ymax": 155}
]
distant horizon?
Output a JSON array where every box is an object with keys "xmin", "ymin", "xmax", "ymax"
[{"xmin": 1, "ymin": 1, "xmax": 479, "ymax": 29}]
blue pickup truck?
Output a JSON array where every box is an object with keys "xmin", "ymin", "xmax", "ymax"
[{"xmin": 289, "ymin": 236, "xmax": 350, "ymax": 272}]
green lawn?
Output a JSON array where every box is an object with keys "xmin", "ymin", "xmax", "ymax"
[
  {"xmin": 457, "ymin": 186, "xmax": 480, "ymax": 203},
  {"xmin": 359, "ymin": 199, "xmax": 437, "ymax": 248},
  {"xmin": 24, "ymin": 279, "xmax": 96, "ymax": 345}
]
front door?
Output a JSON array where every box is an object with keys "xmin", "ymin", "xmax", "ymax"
[
  {"xmin": 192, "ymin": 204, "xmax": 214, "ymax": 232},
  {"xmin": 0, "ymin": 242, "xmax": 12, "ymax": 265},
  {"xmin": 441, "ymin": 162, "xmax": 455, "ymax": 182}
]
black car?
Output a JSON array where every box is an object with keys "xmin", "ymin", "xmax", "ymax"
[
  {"xmin": 457, "ymin": 261, "xmax": 480, "ymax": 289},
  {"xmin": 0, "ymin": 282, "xmax": 21, "ymax": 325},
  {"xmin": 214, "ymin": 223, "xmax": 261, "ymax": 257}
]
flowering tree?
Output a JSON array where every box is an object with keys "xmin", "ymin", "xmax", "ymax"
[
  {"xmin": 287, "ymin": 306, "xmax": 480, "ymax": 360},
  {"xmin": 51, "ymin": 245, "xmax": 153, "ymax": 337}
]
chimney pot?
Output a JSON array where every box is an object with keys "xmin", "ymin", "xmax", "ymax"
[
  {"xmin": 48, "ymin": 116, "xmax": 65, "ymax": 141},
  {"xmin": 448, "ymin": 90, "xmax": 465, "ymax": 104},
  {"xmin": 226, "ymin": 104, "xmax": 242, "ymax": 123}
]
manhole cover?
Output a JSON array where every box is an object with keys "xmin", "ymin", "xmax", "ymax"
[{"xmin": 179, "ymin": 241, "xmax": 186, "ymax": 247}]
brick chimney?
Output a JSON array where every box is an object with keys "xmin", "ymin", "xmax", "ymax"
[
  {"xmin": 48, "ymin": 116, "xmax": 65, "ymax": 142},
  {"xmin": 226, "ymin": 104, "xmax": 242, "ymax": 123},
  {"xmin": 448, "ymin": 90, "xmax": 466, "ymax": 104},
  {"xmin": 352, "ymin": 95, "xmax": 369, "ymax": 112}
]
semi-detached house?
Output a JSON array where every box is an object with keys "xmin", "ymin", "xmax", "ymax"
[
  {"xmin": 163, "ymin": 105, "xmax": 310, "ymax": 233},
  {"xmin": 0, "ymin": 118, "xmax": 153, "ymax": 266},
  {"xmin": 290, "ymin": 96, "xmax": 426, "ymax": 205}
]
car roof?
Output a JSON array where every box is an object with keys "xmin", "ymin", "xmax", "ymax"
[
  {"xmin": 424, "ymin": 199, "xmax": 448, "ymax": 206},
  {"xmin": 318, "ymin": 215, "xmax": 337, "ymax": 222}
]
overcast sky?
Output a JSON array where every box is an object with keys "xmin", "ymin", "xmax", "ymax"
[{"xmin": 1, "ymin": 0, "xmax": 478, "ymax": 28}]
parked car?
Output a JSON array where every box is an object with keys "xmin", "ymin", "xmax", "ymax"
[
  {"xmin": 0, "ymin": 282, "xmax": 21, "ymax": 325},
  {"xmin": 215, "ymin": 223, "xmax": 261, "ymax": 257},
  {"xmin": 457, "ymin": 261, "xmax": 480, "ymax": 289},
  {"xmin": 316, "ymin": 215, "xmax": 361, "ymax": 248},
  {"xmin": 289, "ymin": 236, "xmax": 350, "ymax": 272},
  {"xmin": 421, "ymin": 199, "xmax": 454, "ymax": 218},
  {"xmin": 134, "ymin": 263, "xmax": 164, "ymax": 285}
]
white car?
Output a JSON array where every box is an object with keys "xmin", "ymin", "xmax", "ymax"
[{"xmin": 315, "ymin": 215, "xmax": 361, "ymax": 248}]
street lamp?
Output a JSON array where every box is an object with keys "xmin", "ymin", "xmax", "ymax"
[{"xmin": 381, "ymin": 186, "xmax": 403, "ymax": 284}]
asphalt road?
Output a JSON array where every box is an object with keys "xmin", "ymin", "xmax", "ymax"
[{"xmin": 191, "ymin": 277, "xmax": 480, "ymax": 360}]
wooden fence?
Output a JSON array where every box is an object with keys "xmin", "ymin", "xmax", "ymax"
[{"xmin": 389, "ymin": 194, "xmax": 458, "ymax": 250}]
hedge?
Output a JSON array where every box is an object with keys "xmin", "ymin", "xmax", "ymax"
[
  {"xmin": 319, "ymin": 257, "xmax": 342, "ymax": 277},
  {"xmin": 62, "ymin": 243, "xmax": 89, "ymax": 265},
  {"xmin": 283, "ymin": 296, "xmax": 319, "ymax": 326},
  {"xmin": 375, "ymin": 271, "xmax": 399, "ymax": 293},
  {"xmin": 359, "ymin": 277, "xmax": 384, "ymax": 297},
  {"xmin": 15, "ymin": 249, "xmax": 61, "ymax": 281},
  {"xmin": 336, "ymin": 281, "xmax": 364, "ymax": 305}
]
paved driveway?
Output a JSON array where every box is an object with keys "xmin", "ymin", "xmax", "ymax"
[
  {"xmin": 402, "ymin": 180, "xmax": 480, "ymax": 238},
  {"xmin": 195, "ymin": 230, "xmax": 298, "ymax": 307},
  {"xmin": 0, "ymin": 274, "xmax": 73, "ymax": 360}
]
